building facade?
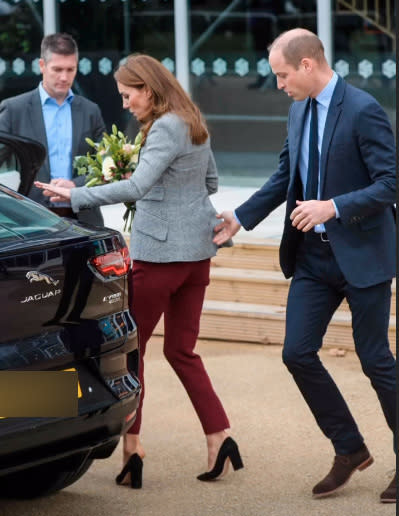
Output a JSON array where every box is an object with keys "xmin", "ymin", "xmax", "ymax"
[{"xmin": 0, "ymin": 0, "xmax": 395, "ymax": 186}]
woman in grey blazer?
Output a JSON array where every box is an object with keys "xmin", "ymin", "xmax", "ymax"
[{"xmin": 36, "ymin": 54, "xmax": 243, "ymax": 488}]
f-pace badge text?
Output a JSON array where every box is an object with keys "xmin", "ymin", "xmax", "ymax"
[
  {"xmin": 26, "ymin": 271, "xmax": 59, "ymax": 286},
  {"xmin": 103, "ymin": 292, "xmax": 122, "ymax": 304},
  {"xmin": 21, "ymin": 289, "xmax": 61, "ymax": 304}
]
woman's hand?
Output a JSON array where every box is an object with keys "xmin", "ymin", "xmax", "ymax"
[{"xmin": 34, "ymin": 180, "xmax": 73, "ymax": 204}]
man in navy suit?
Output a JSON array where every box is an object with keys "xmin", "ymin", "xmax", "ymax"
[{"xmin": 214, "ymin": 28, "xmax": 396, "ymax": 503}]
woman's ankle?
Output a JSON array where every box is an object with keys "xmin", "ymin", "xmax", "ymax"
[
  {"xmin": 123, "ymin": 434, "xmax": 145, "ymax": 460},
  {"xmin": 206, "ymin": 430, "xmax": 229, "ymax": 449},
  {"xmin": 205, "ymin": 429, "xmax": 230, "ymax": 469}
]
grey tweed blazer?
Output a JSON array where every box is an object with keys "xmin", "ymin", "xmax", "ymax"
[{"xmin": 71, "ymin": 113, "xmax": 220, "ymax": 262}]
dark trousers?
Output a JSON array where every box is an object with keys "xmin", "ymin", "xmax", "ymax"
[
  {"xmin": 282, "ymin": 232, "xmax": 396, "ymax": 455},
  {"xmin": 127, "ymin": 259, "xmax": 230, "ymax": 435}
]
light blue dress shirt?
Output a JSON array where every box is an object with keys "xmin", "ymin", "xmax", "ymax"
[{"xmin": 39, "ymin": 82, "xmax": 74, "ymax": 182}]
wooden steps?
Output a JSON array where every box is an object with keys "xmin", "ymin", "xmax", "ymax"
[
  {"xmin": 211, "ymin": 238, "xmax": 281, "ymax": 271},
  {"xmin": 207, "ymin": 267, "xmax": 396, "ymax": 316},
  {"xmin": 207, "ymin": 268, "xmax": 289, "ymax": 307},
  {"xmin": 197, "ymin": 301, "xmax": 395, "ymax": 350},
  {"xmin": 151, "ymin": 238, "xmax": 396, "ymax": 352}
]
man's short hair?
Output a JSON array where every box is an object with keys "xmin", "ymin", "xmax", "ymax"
[
  {"xmin": 269, "ymin": 30, "xmax": 325, "ymax": 69},
  {"xmin": 40, "ymin": 33, "xmax": 78, "ymax": 62}
]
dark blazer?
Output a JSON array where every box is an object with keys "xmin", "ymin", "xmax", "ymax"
[
  {"xmin": 236, "ymin": 76, "xmax": 396, "ymax": 288},
  {"xmin": 0, "ymin": 88, "xmax": 106, "ymax": 226}
]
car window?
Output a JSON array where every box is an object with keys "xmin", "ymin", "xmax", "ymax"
[
  {"xmin": 0, "ymin": 143, "xmax": 21, "ymax": 191},
  {"xmin": 0, "ymin": 190, "xmax": 68, "ymax": 242}
]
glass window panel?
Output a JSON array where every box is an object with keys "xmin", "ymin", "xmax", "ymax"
[
  {"xmin": 0, "ymin": 0, "xmax": 394, "ymax": 188},
  {"xmin": 0, "ymin": 0, "xmax": 43, "ymax": 99},
  {"xmin": 0, "ymin": 142, "xmax": 21, "ymax": 191},
  {"xmin": 0, "ymin": 191, "xmax": 66, "ymax": 241},
  {"xmin": 190, "ymin": 0, "xmax": 395, "ymax": 186}
]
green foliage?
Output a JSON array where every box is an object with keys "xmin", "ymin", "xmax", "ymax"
[
  {"xmin": 73, "ymin": 126, "xmax": 142, "ymax": 232},
  {"xmin": 73, "ymin": 126, "xmax": 142, "ymax": 185}
]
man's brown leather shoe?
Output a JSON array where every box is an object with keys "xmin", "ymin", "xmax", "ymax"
[
  {"xmin": 380, "ymin": 473, "xmax": 397, "ymax": 503},
  {"xmin": 312, "ymin": 444, "xmax": 373, "ymax": 498}
]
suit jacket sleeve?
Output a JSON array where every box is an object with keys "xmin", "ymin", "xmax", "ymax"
[
  {"xmin": 0, "ymin": 101, "xmax": 12, "ymax": 133},
  {"xmin": 333, "ymin": 100, "xmax": 396, "ymax": 225},
  {"xmin": 92, "ymin": 104, "xmax": 106, "ymax": 142},
  {"xmin": 71, "ymin": 114, "xmax": 185, "ymax": 212}
]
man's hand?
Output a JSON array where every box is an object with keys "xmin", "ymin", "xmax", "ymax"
[
  {"xmin": 213, "ymin": 211, "xmax": 241, "ymax": 245},
  {"xmin": 290, "ymin": 200, "xmax": 336, "ymax": 232},
  {"xmin": 34, "ymin": 181, "xmax": 72, "ymax": 204},
  {"xmin": 50, "ymin": 178, "xmax": 76, "ymax": 189}
]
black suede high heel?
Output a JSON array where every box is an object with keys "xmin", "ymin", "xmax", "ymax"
[
  {"xmin": 197, "ymin": 437, "xmax": 244, "ymax": 481},
  {"xmin": 115, "ymin": 453, "xmax": 143, "ymax": 488}
]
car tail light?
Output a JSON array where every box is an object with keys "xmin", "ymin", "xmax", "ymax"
[{"xmin": 90, "ymin": 246, "xmax": 131, "ymax": 280}]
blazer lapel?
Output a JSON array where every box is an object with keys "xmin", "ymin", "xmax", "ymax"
[
  {"xmin": 319, "ymin": 77, "xmax": 345, "ymax": 197},
  {"xmin": 29, "ymin": 90, "xmax": 51, "ymax": 180},
  {"xmin": 288, "ymin": 99, "xmax": 308, "ymax": 189},
  {"xmin": 71, "ymin": 97, "xmax": 83, "ymax": 159}
]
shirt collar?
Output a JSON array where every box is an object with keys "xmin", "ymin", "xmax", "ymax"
[
  {"xmin": 315, "ymin": 72, "xmax": 338, "ymax": 109},
  {"xmin": 39, "ymin": 82, "xmax": 74, "ymax": 106}
]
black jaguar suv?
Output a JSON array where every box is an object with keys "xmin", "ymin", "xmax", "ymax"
[{"xmin": 0, "ymin": 132, "xmax": 141, "ymax": 498}]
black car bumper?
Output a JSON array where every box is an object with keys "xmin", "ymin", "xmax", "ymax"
[{"xmin": 0, "ymin": 386, "xmax": 140, "ymax": 476}]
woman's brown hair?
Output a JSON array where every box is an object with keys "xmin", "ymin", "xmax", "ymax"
[{"xmin": 114, "ymin": 54, "xmax": 208, "ymax": 145}]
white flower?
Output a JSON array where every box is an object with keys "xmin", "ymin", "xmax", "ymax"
[
  {"xmin": 102, "ymin": 156, "xmax": 116, "ymax": 180},
  {"xmin": 122, "ymin": 143, "xmax": 133, "ymax": 153},
  {"xmin": 129, "ymin": 154, "xmax": 139, "ymax": 165}
]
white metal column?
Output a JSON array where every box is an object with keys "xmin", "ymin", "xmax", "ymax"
[
  {"xmin": 317, "ymin": 0, "xmax": 333, "ymax": 66},
  {"xmin": 174, "ymin": 0, "xmax": 190, "ymax": 94},
  {"xmin": 43, "ymin": 0, "xmax": 57, "ymax": 35}
]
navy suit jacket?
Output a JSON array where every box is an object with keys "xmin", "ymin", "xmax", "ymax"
[
  {"xmin": 0, "ymin": 88, "xmax": 106, "ymax": 226},
  {"xmin": 236, "ymin": 76, "xmax": 396, "ymax": 288}
]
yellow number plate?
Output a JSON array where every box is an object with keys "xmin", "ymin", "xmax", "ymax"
[{"xmin": 0, "ymin": 369, "xmax": 82, "ymax": 419}]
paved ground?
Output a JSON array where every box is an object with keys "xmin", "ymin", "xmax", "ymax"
[{"xmin": 0, "ymin": 338, "xmax": 395, "ymax": 516}]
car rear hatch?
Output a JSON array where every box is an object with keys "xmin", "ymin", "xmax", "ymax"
[
  {"xmin": 0, "ymin": 217, "xmax": 133, "ymax": 364},
  {"xmin": 0, "ymin": 189, "xmax": 139, "ymax": 418}
]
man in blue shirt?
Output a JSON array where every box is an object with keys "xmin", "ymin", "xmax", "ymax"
[
  {"xmin": 214, "ymin": 28, "xmax": 396, "ymax": 504},
  {"xmin": 0, "ymin": 33, "xmax": 105, "ymax": 226}
]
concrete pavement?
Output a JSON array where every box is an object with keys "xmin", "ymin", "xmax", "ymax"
[{"xmin": 0, "ymin": 338, "xmax": 395, "ymax": 516}]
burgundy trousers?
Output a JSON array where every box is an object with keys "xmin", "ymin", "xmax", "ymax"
[{"xmin": 127, "ymin": 259, "xmax": 230, "ymax": 435}]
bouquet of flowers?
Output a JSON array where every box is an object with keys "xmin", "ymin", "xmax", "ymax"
[{"xmin": 74, "ymin": 124, "xmax": 142, "ymax": 232}]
